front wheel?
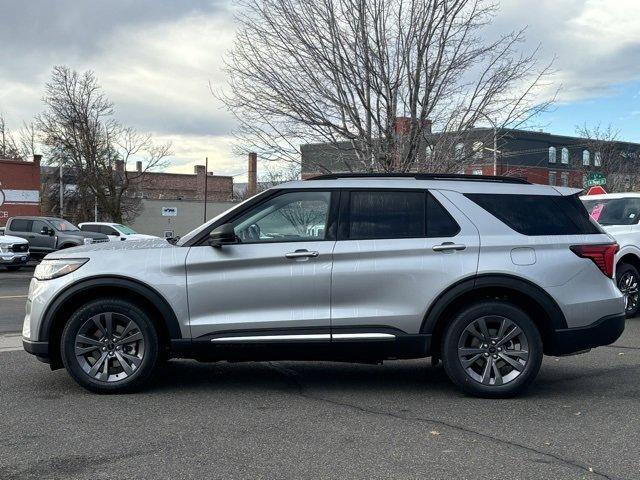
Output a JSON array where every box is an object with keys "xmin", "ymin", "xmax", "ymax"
[
  {"xmin": 617, "ymin": 263, "xmax": 640, "ymax": 318},
  {"xmin": 61, "ymin": 298, "xmax": 159, "ymax": 393},
  {"xmin": 441, "ymin": 301, "xmax": 543, "ymax": 398}
]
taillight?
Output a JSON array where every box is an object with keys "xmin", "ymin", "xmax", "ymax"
[{"xmin": 570, "ymin": 243, "xmax": 619, "ymax": 278}]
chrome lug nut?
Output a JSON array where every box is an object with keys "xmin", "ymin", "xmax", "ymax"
[{"xmin": 492, "ymin": 354, "xmax": 498, "ymax": 359}]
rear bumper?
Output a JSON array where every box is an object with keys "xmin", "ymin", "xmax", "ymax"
[{"xmin": 547, "ymin": 313, "xmax": 625, "ymax": 356}]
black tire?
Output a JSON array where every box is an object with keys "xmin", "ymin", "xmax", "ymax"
[
  {"xmin": 616, "ymin": 263, "xmax": 640, "ymax": 318},
  {"xmin": 441, "ymin": 300, "xmax": 543, "ymax": 398},
  {"xmin": 61, "ymin": 298, "xmax": 159, "ymax": 393},
  {"xmin": 5, "ymin": 266, "xmax": 21, "ymax": 271}
]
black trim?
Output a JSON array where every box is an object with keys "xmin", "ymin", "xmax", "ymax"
[
  {"xmin": 38, "ymin": 276, "xmax": 182, "ymax": 342},
  {"xmin": 306, "ymin": 173, "xmax": 530, "ymax": 184},
  {"xmin": 420, "ymin": 274, "xmax": 569, "ymax": 334},
  {"xmin": 547, "ymin": 313, "xmax": 625, "ymax": 356},
  {"xmin": 23, "ymin": 339, "xmax": 49, "ymax": 357}
]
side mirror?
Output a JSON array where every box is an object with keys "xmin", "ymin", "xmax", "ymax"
[
  {"xmin": 208, "ymin": 223, "xmax": 237, "ymax": 248},
  {"xmin": 109, "ymin": 231, "xmax": 120, "ymax": 237},
  {"xmin": 41, "ymin": 227, "xmax": 54, "ymax": 236}
]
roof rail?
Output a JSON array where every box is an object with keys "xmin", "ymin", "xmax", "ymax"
[{"xmin": 305, "ymin": 173, "xmax": 530, "ymax": 184}]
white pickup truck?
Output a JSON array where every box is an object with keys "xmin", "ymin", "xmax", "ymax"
[
  {"xmin": 582, "ymin": 193, "xmax": 640, "ymax": 317},
  {"xmin": 0, "ymin": 231, "xmax": 30, "ymax": 271}
]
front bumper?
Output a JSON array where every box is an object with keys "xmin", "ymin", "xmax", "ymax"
[
  {"xmin": 22, "ymin": 338, "xmax": 51, "ymax": 364},
  {"xmin": 547, "ymin": 313, "xmax": 625, "ymax": 356},
  {"xmin": 0, "ymin": 252, "xmax": 30, "ymax": 265}
]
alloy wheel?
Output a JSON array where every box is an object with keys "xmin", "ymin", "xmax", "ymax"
[
  {"xmin": 618, "ymin": 271, "xmax": 639, "ymax": 314},
  {"xmin": 74, "ymin": 312, "xmax": 145, "ymax": 382},
  {"xmin": 457, "ymin": 315, "xmax": 530, "ymax": 386}
]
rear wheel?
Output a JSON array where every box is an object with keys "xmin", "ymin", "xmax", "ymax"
[
  {"xmin": 61, "ymin": 298, "xmax": 159, "ymax": 393},
  {"xmin": 617, "ymin": 263, "xmax": 639, "ymax": 318},
  {"xmin": 441, "ymin": 301, "xmax": 543, "ymax": 398}
]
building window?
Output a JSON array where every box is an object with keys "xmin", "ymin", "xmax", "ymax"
[
  {"xmin": 560, "ymin": 171, "xmax": 569, "ymax": 187},
  {"xmin": 583, "ymin": 150, "xmax": 590, "ymax": 166},
  {"xmin": 472, "ymin": 168, "xmax": 483, "ymax": 175},
  {"xmin": 594, "ymin": 151, "xmax": 602, "ymax": 167},
  {"xmin": 561, "ymin": 148, "xmax": 569, "ymax": 164},
  {"xmin": 549, "ymin": 146, "xmax": 557, "ymax": 163},
  {"xmin": 455, "ymin": 143, "xmax": 465, "ymax": 160},
  {"xmin": 549, "ymin": 171, "xmax": 556, "ymax": 186},
  {"xmin": 473, "ymin": 141, "xmax": 484, "ymax": 159}
]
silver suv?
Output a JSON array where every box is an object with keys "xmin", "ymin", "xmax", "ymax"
[{"xmin": 22, "ymin": 174, "xmax": 626, "ymax": 397}]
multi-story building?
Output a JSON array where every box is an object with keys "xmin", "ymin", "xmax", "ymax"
[
  {"xmin": 0, "ymin": 156, "xmax": 41, "ymax": 227},
  {"xmin": 301, "ymin": 121, "xmax": 640, "ymax": 190}
]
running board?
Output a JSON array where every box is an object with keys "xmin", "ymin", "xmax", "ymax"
[{"xmin": 210, "ymin": 333, "xmax": 396, "ymax": 343}]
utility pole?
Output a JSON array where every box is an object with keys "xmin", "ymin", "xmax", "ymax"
[
  {"xmin": 59, "ymin": 161, "xmax": 64, "ymax": 218},
  {"xmin": 477, "ymin": 112, "xmax": 498, "ymax": 175},
  {"xmin": 203, "ymin": 157, "xmax": 208, "ymax": 223}
]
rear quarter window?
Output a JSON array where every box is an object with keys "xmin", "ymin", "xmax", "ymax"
[
  {"xmin": 8, "ymin": 219, "xmax": 31, "ymax": 232},
  {"xmin": 466, "ymin": 193, "xmax": 601, "ymax": 236}
]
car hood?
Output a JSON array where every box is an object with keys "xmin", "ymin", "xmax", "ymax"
[
  {"xmin": 601, "ymin": 225, "xmax": 635, "ymax": 236},
  {"xmin": 0, "ymin": 234, "xmax": 29, "ymax": 245},
  {"xmin": 47, "ymin": 237, "xmax": 173, "ymax": 257}
]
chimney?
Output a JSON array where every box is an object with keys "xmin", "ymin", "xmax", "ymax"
[
  {"xmin": 136, "ymin": 161, "xmax": 142, "ymax": 172},
  {"xmin": 247, "ymin": 152, "xmax": 257, "ymax": 198},
  {"xmin": 33, "ymin": 154, "xmax": 42, "ymax": 167},
  {"xmin": 115, "ymin": 159, "xmax": 124, "ymax": 173},
  {"xmin": 195, "ymin": 164, "xmax": 206, "ymax": 200},
  {"xmin": 423, "ymin": 119, "xmax": 432, "ymax": 134}
]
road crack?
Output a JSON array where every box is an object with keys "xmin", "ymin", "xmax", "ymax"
[{"xmin": 266, "ymin": 362, "xmax": 616, "ymax": 480}]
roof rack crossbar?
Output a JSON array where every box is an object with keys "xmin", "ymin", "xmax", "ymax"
[{"xmin": 305, "ymin": 173, "xmax": 530, "ymax": 184}]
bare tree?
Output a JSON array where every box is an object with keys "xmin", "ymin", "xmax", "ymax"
[
  {"xmin": 575, "ymin": 124, "xmax": 640, "ymax": 193},
  {"xmin": 37, "ymin": 66, "xmax": 171, "ymax": 223},
  {"xmin": 221, "ymin": 0, "xmax": 555, "ymax": 173},
  {"xmin": 0, "ymin": 114, "xmax": 23, "ymax": 160}
]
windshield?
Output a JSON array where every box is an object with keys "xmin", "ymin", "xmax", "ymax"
[
  {"xmin": 50, "ymin": 219, "xmax": 80, "ymax": 231},
  {"xmin": 116, "ymin": 224, "xmax": 137, "ymax": 235},
  {"xmin": 582, "ymin": 197, "xmax": 640, "ymax": 226}
]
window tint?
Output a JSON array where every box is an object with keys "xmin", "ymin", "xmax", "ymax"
[
  {"xmin": 31, "ymin": 220, "xmax": 49, "ymax": 234},
  {"xmin": 426, "ymin": 193, "xmax": 460, "ymax": 237},
  {"xmin": 80, "ymin": 224, "xmax": 101, "ymax": 233},
  {"xmin": 9, "ymin": 219, "xmax": 30, "ymax": 232},
  {"xmin": 233, "ymin": 191, "xmax": 331, "ymax": 243},
  {"xmin": 582, "ymin": 197, "xmax": 640, "ymax": 226},
  {"xmin": 466, "ymin": 193, "xmax": 601, "ymax": 236},
  {"xmin": 348, "ymin": 191, "xmax": 425, "ymax": 239}
]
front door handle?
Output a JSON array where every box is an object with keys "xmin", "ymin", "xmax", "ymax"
[
  {"xmin": 285, "ymin": 249, "xmax": 320, "ymax": 259},
  {"xmin": 433, "ymin": 242, "xmax": 466, "ymax": 252}
]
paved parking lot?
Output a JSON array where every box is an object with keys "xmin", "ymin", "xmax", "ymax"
[
  {"xmin": 1, "ymin": 273, "xmax": 639, "ymax": 479},
  {"xmin": 0, "ymin": 266, "xmax": 33, "ymax": 333}
]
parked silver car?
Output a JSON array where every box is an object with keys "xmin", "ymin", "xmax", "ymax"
[{"xmin": 22, "ymin": 174, "xmax": 625, "ymax": 397}]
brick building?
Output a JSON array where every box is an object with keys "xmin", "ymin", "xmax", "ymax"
[
  {"xmin": 121, "ymin": 161, "xmax": 232, "ymax": 202},
  {"xmin": 0, "ymin": 156, "xmax": 41, "ymax": 227},
  {"xmin": 301, "ymin": 122, "xmax": 640, "ymax": 189}
]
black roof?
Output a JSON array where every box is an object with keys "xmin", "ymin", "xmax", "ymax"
[{"xmin": 305, "ymin": 173, "xmax": 530, "ymax": 184}]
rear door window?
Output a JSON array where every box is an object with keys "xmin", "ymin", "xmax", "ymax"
[
  {"xmin": 346, "ymin": 190, "xmax": 425, "ymax": 240},
  {"xmin": 426, "ymin": 193, "xmax": 460, "ymax": 237},
  {"xmin": 9, "ymin": 219, "xmax": 31, "ymax": 232},
  {"xmin": 466, "ymin": 193, "xmax": 601, "ymax": 236}
]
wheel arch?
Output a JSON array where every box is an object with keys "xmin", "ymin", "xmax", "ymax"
[
  {"xmin": 40, "ymin": 276, "xmax": 182, "ymax": 369},
  {"xmin": 422, "ymin": 274, "xmax": 567, "ymax": 357},
  {"xmin": 617, "ymin": 251, "xmax": 640, "ymax": 274}
]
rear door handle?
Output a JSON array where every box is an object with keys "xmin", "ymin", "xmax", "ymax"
[
  {"xmin": 433, "ymin": 242, "xmax": 466, "ymax": 252},
  {"xmin": 285, "ymin": 249, "xmax": 320, "ymax": 259}
]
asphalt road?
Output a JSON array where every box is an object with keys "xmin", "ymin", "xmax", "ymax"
[
  {"xmin": 1, "ymin": 273, "xmax": 640, "ymax": 479},
  {"xmin": 0, "ymin": 265, "xmax": 33, "ymax": 333}
]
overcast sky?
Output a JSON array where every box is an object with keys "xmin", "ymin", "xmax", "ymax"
[{"xmin": 1, "ymin": 0, "xmax": 640, "ymax": 179}]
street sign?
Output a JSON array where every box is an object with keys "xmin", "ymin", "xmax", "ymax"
[
  {"xmin": 586, "ymin": 186, "xmax": 607, "ymax": 196},
  {"xmin": 162, "ymin": 207, "xmax": 177, "ymax": 217},
  {"xmin": 585, "ymin": 172, "xmax": 606, "ymax": 187}
]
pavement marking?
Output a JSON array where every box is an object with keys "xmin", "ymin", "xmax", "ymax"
[
  {"xmin": 0, "ymin": 295, "xmax": 28, "ymax": 299},
  {"xmin": 0, "ymin": 333, "xmax": 23, "ymax": 353}
]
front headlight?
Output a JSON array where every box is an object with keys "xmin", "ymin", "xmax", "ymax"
[
  {"xmin": 83, "ymin": 238, "xmax": 94, "ymax": 245},
  {"xmin": 34, "ymin": 259, "xmax": 88, "ymax": 280}
]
